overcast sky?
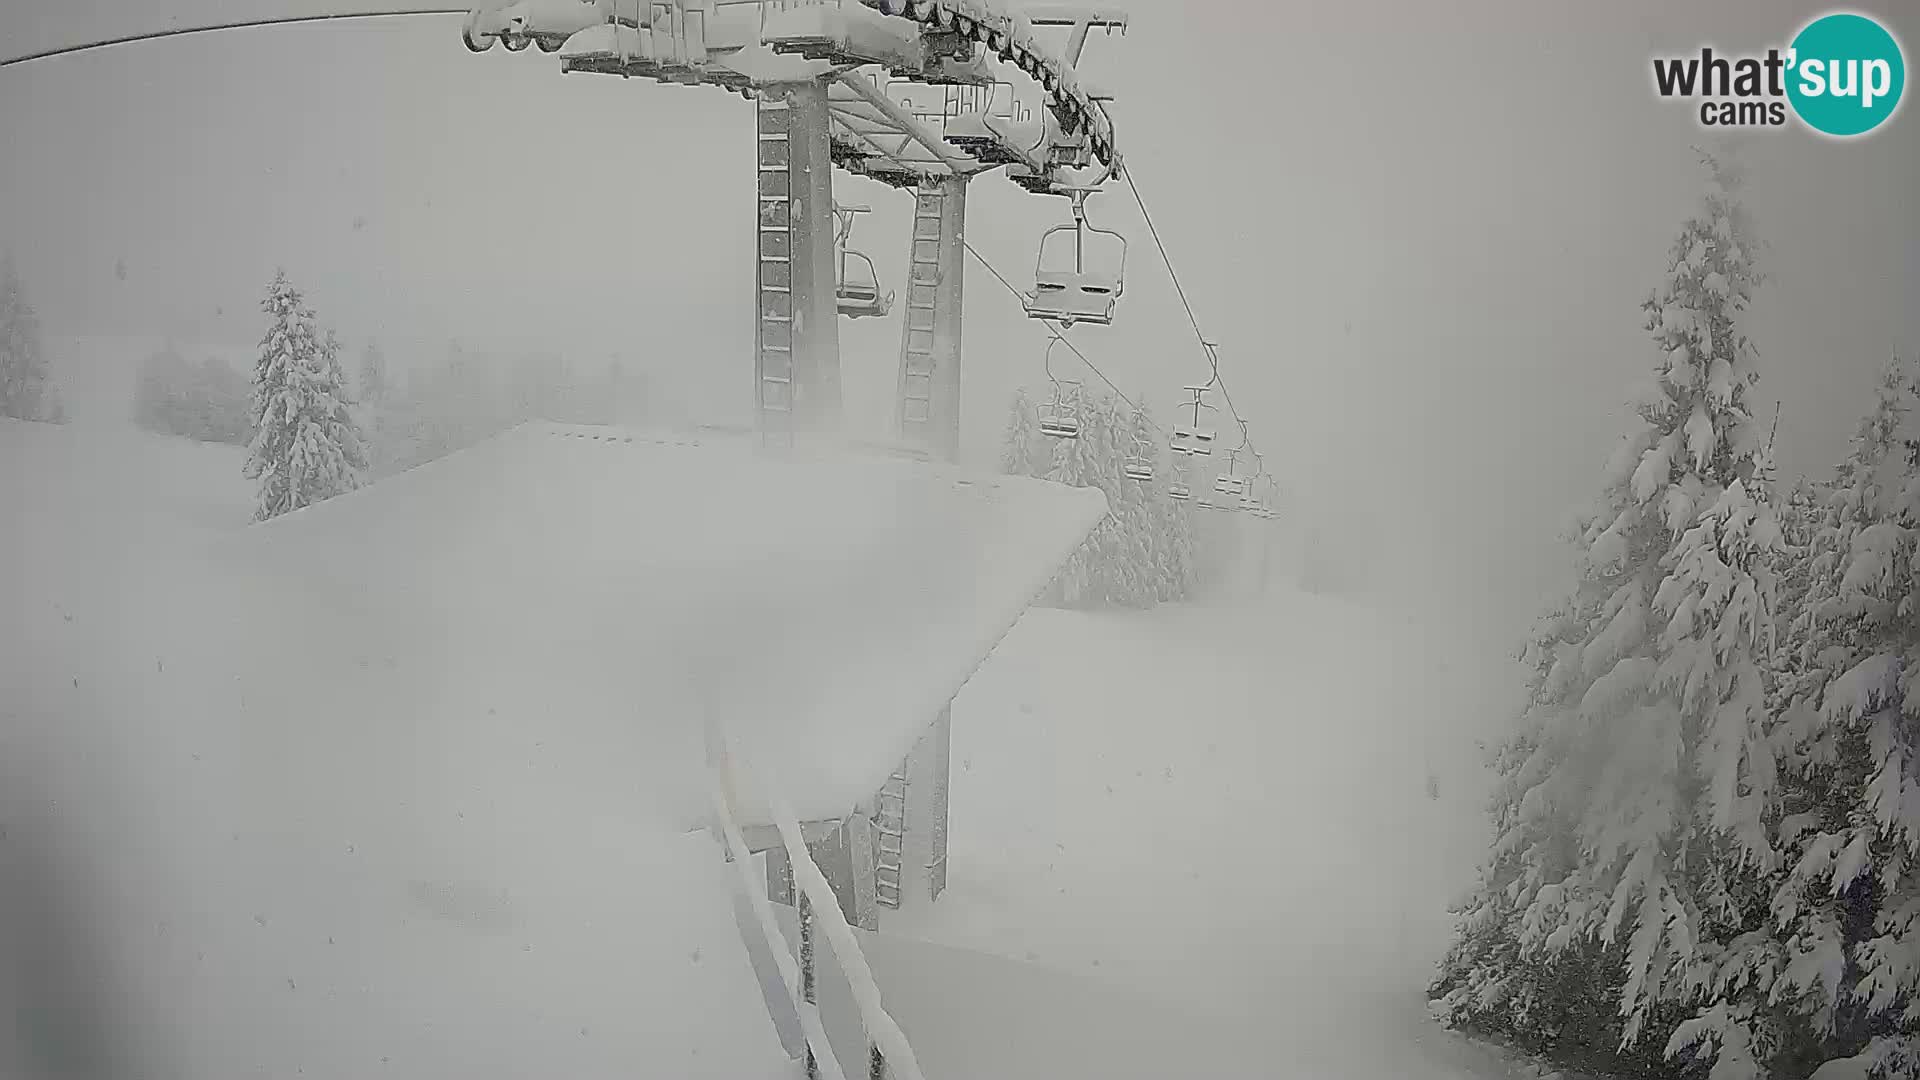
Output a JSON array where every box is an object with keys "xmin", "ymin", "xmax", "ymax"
[{"xmin": 3, "ymin": 0, "xmax": 1916, "ymax": 641}]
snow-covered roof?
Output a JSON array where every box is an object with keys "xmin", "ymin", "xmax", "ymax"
[{"xmin": 224, "ymin": 422, "xmax": 1107, "ymax": 828}]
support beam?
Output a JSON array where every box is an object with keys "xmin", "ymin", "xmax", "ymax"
[
  {"xmin": 893, "ymin": 176, "xmax": 966, "ymax": 464},
  {"xmin": 834, "ymin": 73, "xmax": 981, "ymax": 175}
]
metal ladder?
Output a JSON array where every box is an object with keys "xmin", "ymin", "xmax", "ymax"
[
  {"xmin": 894, "ymin": 184, "xmax": 947, "ymax": 444},
  {"xmin": 756, "ymin": 96, "xmax": 796, "ymax": 451},
  {"xmin": 873, "ymin": 768, "xmax": 907, "ymax": 909}
]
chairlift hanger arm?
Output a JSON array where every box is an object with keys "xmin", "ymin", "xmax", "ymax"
[{"xmin": 1021, "ymin": 7, "xmax": 1127, "ymax": 69}]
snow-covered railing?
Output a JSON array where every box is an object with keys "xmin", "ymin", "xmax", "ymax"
[
  {"xmin": 709, "ymin": 721, "xmax": 929, "ymax": 1080},
  {"xmin": 709, "ymin": 765, "xmax": 850, "ymax": 1080}
]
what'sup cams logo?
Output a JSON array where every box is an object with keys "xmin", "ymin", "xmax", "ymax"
[{"xmin": 1652, "ymin": 11, "xmax": 1906, "ymax": 137}]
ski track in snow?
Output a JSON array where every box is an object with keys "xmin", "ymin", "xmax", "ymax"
[{"xmin": 1, "ymin": 418, "xmax": 1523, "ymax": 1079}]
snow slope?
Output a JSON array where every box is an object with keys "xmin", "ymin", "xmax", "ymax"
[
  {"xmin": 3, "ymin": 414, "xmax": 1516, "ymax": 1079},
  {"xmin": 1, "ymin": 416, "xmax": 1114, "ymax": 1079},
  {"xmin": 0, "ymin": 421, "xmax": 783, "ymax": 1078},
  {"xmin": 853, "ymin": 597, "xmax": 1517, "ymax": 1077}
]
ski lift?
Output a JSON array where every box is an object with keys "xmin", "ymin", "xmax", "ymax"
[
  {"xmin": 1166, "ymin": 458, "xmax": 1192, "ymax": 500},
  {"xmin": 1037, "ymin": 338, "xmax": 1083, "ymax": 439},
  {"xmin": 1121, "ymin": 424, "xmax": 1156, "ymax": 481},
  {"xmin": 1171, "ymin": 384, "xmax": 1218, "ymax": 456},
  {"xmin": 834, "ymin": 205, "xmax": 894, "ymax": 319},
  {"xmin": 1214, "ymin": 440, "xmax": 1248, "ymax": 497},
  {"xmin": 1025, "ymin": 188, "xmax": 1125, "ymax": 327}
]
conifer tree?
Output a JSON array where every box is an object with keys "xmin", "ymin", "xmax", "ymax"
[
  {"xmin": 0, "ymin": 254, "xmax": 57, "ymax": 423},
  {"xmin": 359, "ymin": 339, "xmax": 389, "ymax": 406},
  {"xmin": 243, "ymin": 272, "xmax": 368, "ymax": 521},
  {"xmin": 1436, "ymin": 151, "xmax": 1786, "ymax": 1076},
  {"xmin": 1001, "ymin": 388, "xmax": 1042, "ymax": 477},
  {"xmin": 1767, "ymin": 358, "xmax": 1920, "ymax": 1078}
]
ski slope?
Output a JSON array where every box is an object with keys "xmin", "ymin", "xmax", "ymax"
[
  {"xmin": 785, "ymin": 598, "xmax": 1520, "ymax": 1079},
  {"xmin": 3, "ymin": 416, "xmax": 1520, "ymax": 1079},
  {"xmin": 0, "ymin": 417, "xmax": 1104, "ymax": 1079}
]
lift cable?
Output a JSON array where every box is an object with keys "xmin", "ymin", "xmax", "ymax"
[
  {"xmin": 967, "ymin": 221, "xmax": 1275, "ymax": 493},
  {"xmin": 0, "ymin": 9, "xmax": 468, "ymax": 69},
  {"xmin": 1117, "ymin": 162, "xmax": 1265, "ymax": 474},
  {"xmin": 963, "ymin": 238, "xmax": 1156, "ymax": 429}
]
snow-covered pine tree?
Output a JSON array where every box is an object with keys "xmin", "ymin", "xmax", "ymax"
[
  {"xmin": 1001, "ymin": 388, "xmax": 1042, "ymax": 477},
  {"xmin": 1435, "ymin": 150, "xmax": 1788, "ymax": 1077},
  {"xmin": 1766, "ymin": 357, "xmax": 1920, "ymax": 1079},
  {"xmin": 1008, "ymin": 383, "xmax": 1196, "ymax": 609},
  {"xmin": 243, "ymin": 273, "xmax": 368, "ymax": 521},
  {"xmin": 358, "ymin": 339, "xmax": 389, "ymax": 406},
  {"xmin": 0, "ymin": 254, "xmax": 57, "ymax": 422}
]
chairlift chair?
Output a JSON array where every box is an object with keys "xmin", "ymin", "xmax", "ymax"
[
  {"xmin": 1038, "ymin": 388, "xmax": 1083, "ymax": 438},
  {"xmin": 1121, "ymin": 425, "xmax": 1156, "ymax": 481},
  {"xmin": 1214, "ymin": 444, "xmax": 1247, "ymax": 497},
  {"xmin": 834, "ymin": 205, "xmax": 894, "ymax": 319},
  {"xmin": 1171, "ymin": 385, "xmax": 1218, "ymax": 455},
  {"xmin": 1025, "ymin": 188, "xmax": 1126, "ymax": 327},
  {"xmin": 1036, "ymin": 338, "xmax": 1083, "ymax": 439},
  {"xmin": 1167, "ymin": 480, "xmax": 1191, "ymax": 500}
]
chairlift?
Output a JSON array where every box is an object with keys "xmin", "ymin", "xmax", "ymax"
[
  {"xmin": 1166, "ymin": 458, "xmax": 1191, "ymax": 500},
  {"xmin": 1171, "ymin": 384, "xmax": 1218, "ymax": 456},
  {"xmin": 1214, "ymin": 445, "xmax": 1247, "ymax": 497},
  {"xmin": 1121, "ymin": 424, "xmax": 1156, "ymax": 481},
  {"xmin": 1037, "ymin": 338, "xmax": 1083, "ymax": 439},
  {"xmin": 834, "ymin": 205, "xmax": 894, "ymax": 319},
  {"xmin": 1025, "ymin": 188, "xmax": 1126, "ymax": 327}
]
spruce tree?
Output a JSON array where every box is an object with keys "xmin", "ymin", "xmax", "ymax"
[
  {"xmin": 1436, "ymin": 151, "xmax": 1785, "ymax": 1076},
  {"xmin": 0, "ymin": 254, "xmax": 56, "ymax": 423},
  {"xmin": 359, "ymin": 339, "xmax": 389, "ymax": 406},
  {"xmin": 1768, "ymin": 358, "xmax": 1920, "ymax": 1079},
  {"xmin": 243, "ymin": 273, "xmax": 368, "ymax": 521},
  {"xmin": 1001, "ymin": 388, "xmax": 1042, "ymax": 477}
]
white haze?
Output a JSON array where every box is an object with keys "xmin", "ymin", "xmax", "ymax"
[{"xmin": 1, "ymin": 1, "xmax": 1918, "ymax": 1077}]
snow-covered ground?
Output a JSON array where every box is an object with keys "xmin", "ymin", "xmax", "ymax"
[
  {"xmin": 0, "ymin": 419, "xmax": 798, "ymax": 1079},
  {"xmin": 3, "ymin": 416, "xmax": 1523, "ymax": 1079},
  {"xmin": 794, "ymin": 598, "xmax": 1524, "ymax": 1079}
]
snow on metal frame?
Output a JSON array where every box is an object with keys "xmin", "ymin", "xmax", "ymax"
[
  {"xmin": 226, "ymin": 421, "xmax": 1109, "ymax": 829},
  {"xmin": 710, "ymin": 776, "xmax": 849, "ymax": 1080},
  {"xmin": 747, "ymin": 748, "xmax": 931, "ymax": 1080}
]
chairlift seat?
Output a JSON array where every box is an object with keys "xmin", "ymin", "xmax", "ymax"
[
  {"xmin": 1038, "ymin": 408, "xmax": 1081, "ymax": 439},
  {"xmin": 1214, "ymin": 475, "xmax": 1246, "ymax": 496},
  {"xmin": 1121, "ymin": 458, "xmax": 1154, "ymax": 482},
  {"xmin": 835, "ymin": 247, "xmax": 891, "ymax": 319},
  {"xmin": 1167, "ymin": 482, "xmax": 1191, "ymax": 501},
  {"xmin": 1171, "ymin": 428, "xmax": 1215, "ymax": 455},
  {"xmin": 1027, "ymin": 275, "xmax": 1118, "ymax": 326}
]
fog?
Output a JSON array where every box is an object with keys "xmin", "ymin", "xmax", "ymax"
[{"xmin": 3, "ymin": 2, "xmax": 1918, "ymax": 1078}]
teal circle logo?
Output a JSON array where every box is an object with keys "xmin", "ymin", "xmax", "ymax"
[{"xmin": 1787, "ymin": 12, "xmax": 1906, "ymax": 136}]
